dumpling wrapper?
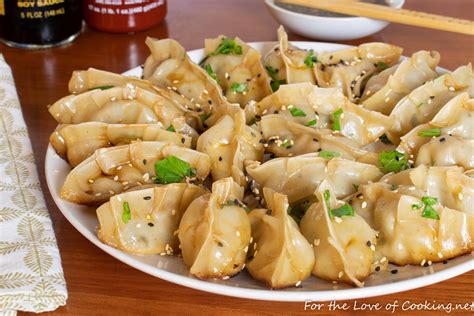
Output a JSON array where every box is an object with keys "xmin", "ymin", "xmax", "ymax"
[
  {"xmin": 315, "ymin": 42, "xmax": 403, "ymax": 102},
  {"xmin": 48, "ymin": 84, "xmax": 195, "ymax": 128},
  {"xmin": 178, "ymin": 178, "xmax": 251, "ymax": 279},
  {"xmin": 381, "ymin": 164, "xmax": 474, "ymax": 215},
  {"xmin": 246, "ymin": 154, "xmax": 383, "ymax": 203},
  {"xmin": 61, "ymin": 141, "xmax": 210, "ymax": 204},
  {"xmin": 300, "ymin": 180, "xmax": 377, "ymax": 287},
  {"xmin": 50, "ymin": 120, "xmax": 196, "ymax": 167},
  {"xmin": 96, "ymin": 183, "xmax": 207, "ymax": 255},
  {"xmin": 247, "ymin": 188, "xmax": 314, "ymax": 288},
  {"xmin": 259, "ymin": 115, "xmax": 328, "ymax": 157},
  {"xmin": 387, "ymin": 64, "xmax": 474, "ymax": 143},
  {"xmin": 398, "ymin": 92, "xmax": 474, "ymax": 158},
  {"xmin": 351, "ymin": 182, "xmax": 474, "ymax": 265},
  {"xmin": 143, "ymin": 37, "xmax": 234, "ymax": 116},
  {"xmin": 197, "ymin": 110, "xmax": 264, "ymax": 187},
  {"xmin": 361, "ymin": 50, "xmax": 440, "ymax": 115},
  {"xmin": 416, "ymin": 136, "xmax": 474, "ymax": 170},
  {"xmin": 276, "ymin": 26, "xmax": 317, "ymax": 85},
  {"xmin": 246, "ymin": 83, "xmax": 394, "ymax": 146},
  {"xmin": 68, "ymin": 68, "xmax": 198, "ymax": 111},
  {"xmin": 202, "ymin": 36, "xmax": 272, "ymax": 107}
]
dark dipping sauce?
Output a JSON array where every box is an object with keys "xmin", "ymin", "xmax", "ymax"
[
  {"xmin": 0, "ymin": 0, "xmax": 83, "ymax": 49},
  {"xmin": 276, "ymin": 0, "xmax": 390, "ymax": 17}
]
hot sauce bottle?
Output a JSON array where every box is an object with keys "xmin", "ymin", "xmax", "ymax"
[{"xmin": 83, "ymin": 0, "xmax": 167, "ymax": 33}]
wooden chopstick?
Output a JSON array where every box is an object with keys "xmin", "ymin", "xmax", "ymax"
[{"xmin": 275, "ymin": 0, "xmax": 474, "ymax": 35}]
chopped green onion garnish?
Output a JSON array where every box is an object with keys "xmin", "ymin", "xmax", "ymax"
[
  {"xmin": 154, "ymin": 155, "xmax": 196, "ymax": 184},
  {"xmin": 289, "ymin": 107, "xmax": 306, "ymax": 117},
  {"xmin": 323, "ymin": 190, "xmax": 331, "ymax": 210},
  {"xmin": 265, "ymin": 66, "xmax": 278, "ymax": 78},
  {"xmin": 200, "ymin": 113, "xmax": 211, "ymax": 123},
  {"xmin": 379, "ymin": 150, "xmax": 409, "ymax": 173},
  {"xmin": 330, "ymin": 204, "xmax": 355, "ymax": 218},
  {"xmin": 280, "ymin": 139, "xmax": 292, "ymax": 148},
  {"xmin": 319, "ymin": 150, "xmax": 341, "ymax": 159},
  {"xmin": 380, "ymin": 134, "xmax": 392, "ymax": 144},
  {"xmin": 122, "ymin": 202, "xmax": 131, "ymax": 224},
  {"xmin": 231, "ymin": 82, "xmax": 248, "ymax": 93},
  {"xmin": 304, "ymin": 50, "xmax": 318, "ymax": 68},
  {"xmin": 375, "ymin": 61, "xmax": 389, "ymax": 70},
  {"xmin": 270, "ymin": 79, "xmax": 286, "ymax": 92},
  {"xmin": 209, "ymin": 37, "xmax": 243, "ymax": 56},
  {"xmin": 166, "ymin": 125, "xmax": 176, "ymax": 132},
  {"xmin": 205, "ymin": 64, "xmax": 219, "ymax": 82},
  {"xmin": 421, "ymin": 196, "xmax": 438, "ymax": 206},
  {"xmin": 305, "ymin": 119, "xmax": 317, "ymax": 127},
  {"xmin": 414, "ymin": 196, "xmax": 440, "ymax": 220},
  {"xmin": 90, "ymin": 85, "xmax": 114, "ymax": 91},
  {"xmin": 422, "ymin": 206, "xmax": 440, "ymax": 220},
  {"xmin": 418, "ymin": 128, "xmax": 441, "ymax": 137},
  {"xmin": 331, "ymin": 108, "xmax": 343, "ymax": 131},
  {"xmin": 411, "ymin": 202, "xmax": 423, "ymax": 209}
]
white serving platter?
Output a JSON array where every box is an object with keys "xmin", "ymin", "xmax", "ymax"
[{"xmin": 45, "ymin": 41, "xmax": 473, "ymax": 302}]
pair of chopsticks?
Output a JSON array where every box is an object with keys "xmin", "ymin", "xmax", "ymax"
[{"xmin": 275, "ymin": 0, "xmax": 474, "ymax": 35}]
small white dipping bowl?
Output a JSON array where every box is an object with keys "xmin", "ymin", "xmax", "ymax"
[{"xmin": 265, "ymin": 0, "xmax": 405, "ymax": 41}]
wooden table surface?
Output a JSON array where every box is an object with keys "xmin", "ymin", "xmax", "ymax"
[{"xmin": 2, "ymin": 0, "xmax": 473, "ymax": 315}]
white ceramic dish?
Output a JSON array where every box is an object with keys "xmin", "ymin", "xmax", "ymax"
[
  {"xmin": 45, "ymin": 41, "xmax": 473, "ymax": 302},
  {"xmin": 264, "ymin": 0, "xmax": 405, "ymax": 41}
]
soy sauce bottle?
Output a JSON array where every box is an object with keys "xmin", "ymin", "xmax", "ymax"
[{"xmin": 0, "ymin": 1, "xmax": 83, "ymax": 49}]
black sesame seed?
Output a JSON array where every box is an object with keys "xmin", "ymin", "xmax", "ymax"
[
  {"xmin": 274, "ymin": 110, "xmax": 279, "ymax": 114},
  {"xmin": 255, "ymin": 115, "xmax": 261, "ymax": 121},
  {"xmin": 246, "ymin": 78, "xmax": 251, "ymax": 82},
  {"xmin": 147, "ymin": 222, "xmax": 154, "ymax": 227},
  {"xmin": 233, "ymin": 264, "xmax": 239, "ymax": 268},
  {"xmin": 203, "ymin": 123, "xmax": 208, "ymax": 128},
  {"xmin": 248, "ymin": 255, "xmax": 254, "ymax": 261},
  {"xmin": 143, "ymin": 196, "xmax": 151, "ymax": 200},
  {"xmin": 217, "ymin": 241, "xmax": 224, "ymax": 247},
  {"xmin": 259, "ymin": 139, "xmax": 265, "ymax": 144},
  {"xmin": 443, "ymin": 260, "xmax": 448, "ymax": 264},
  {"xmin": 375, "ymin": 266, "xmax": 381, "ymax": 272},
  {"xmin": 356, "ymin": 193, "xmax": 363, "ymax": 198},
  {"xmin": 391, "ymin": 269, "xmax": 398, "ymax": 274},
  {"xmin": 143, "ymin": 159, "xmax": 147, "ymax": 165},
  {"xmin": 218, "ymin": 156, "xmax": 223, "ymax": 161},
  {"xmin": 312, "ymin": 138, "xmax": 318, "ymax": 142},
  {"xmin": 329, "ymin": 55, "xmax": 333, "ymax": 60},
  {"xmin": 181, "ymin": 138, "xmax": 185, "ymax": 144},
  {"xmin": 257, "ymin": 73, "xmax": 261, "ymax": 78},
  {"xmin": 366, "ymin": 240, "xmax": 372, "ymax": 247},
  {"xmin": 208, "ymin": 100, "xmax": 212, "ymax": 105},
  {"xmin": 439, "ymin": 137, "xmax": 446, "ymax": 142},
  {"xmin": 286, "ymin": 145, "xmax": 293, "ymax": 149},
  {"xmin": 423, "ymin": 262, "xmax": 430, "ymax": 267},
  {"xmin": 430, "ymin": 95, "xmax": 435, "ymax": 99}
]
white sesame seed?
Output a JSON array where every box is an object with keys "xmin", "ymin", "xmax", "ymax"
[
  {"xmin": 222, "ymin": 276, "xmax": 230, "ymax": 280},
  {"xmin": 142, "ymin": 173, "xmax": 150, "ymax": 181},
  {"xmin": 122, "ymin": 181, "xmax": 129, "ymax": 186},
  {"xmin": 338, "ymin": 271, "xmax": 344, "ymax": 279},
  {"xmin": 203, "ymin": 89, "xmax": 209, "ymax": 95},
  {"xmin": 370, "ymin": 245, "xmax": 376, "ymax": 251},
  {"xmin": 173, "ymin": 80, "xmax": 179, "ymax": 84},
  {"xmin": 146, "ymin": 214, "xmax": 151, "ymax": 220},
  {"xmin": 236, "ymin": 231, "xmax": 241, "ymax": 237},
  {"xmin": 253, "ymin": 243, "xmax": 257, "ymax": 250},
  {"xmin": 458, "ymin": 193, "xmax": 464, "ymax": 200},
  {"xmin": 362, "ymin": 201, "xmax": 368, "ymax": 209},
  {"xmin": 113, "ymin": 176, "xmax": 119, "ymax": 181},
  {"xmin": 421, "ymin": 259, "xmax": 426, "ymax": 266},
  {"xmin": 295, "ymin": 281, "xmax": 302, "ymax": 287},
  {"xmin": 95, "ymin": 192, "xmax": 102, "ymax": 196},
  {"xmin": 244, "ymin": 246, "xmax": 249, "ymax": 253},
  {"xmin": 448, "ymin": 86, "xmax": 455, "ymax": 92},
  {"xmin": 437, "ymin": 252, "xmax": 443, "ymax": 258},
  {"xmin": 117, "ymin": 166, "xmax": 123, "ymax": 170},
  {"xmin": 249, "ymin": 237, "xmax": 253, "ymax": 243},
  {"xmin": 88, "ymin": 179, "xmax": 94, "ymax": 184},
  {"xmin": 109, "ymin": 190, "xmax": 115, "ymax": 195},
  {"xmin": 136, "ymin": 223, "xmax": 141, "ymax": 228},
  {"xmin": 171, "ymin": 209, "xmax": 176, "ymax": 216},
  {"xmin": 334, "ymin": 217, "xmax": 342, "ymax": 223},
  {"xmin": 408, "ymin": 186, "xmax": 416, "ymax": 191},
  {"xmin": 380, "ymin": 257, "xmax": 387, "ymax": 263},
  {"xmin": 314, "ymin": 239, "xmax": 320, "ymax": 246},
  {"xmin": 385, "ymin": 97, "xmax": 390, "ymax": 103}
]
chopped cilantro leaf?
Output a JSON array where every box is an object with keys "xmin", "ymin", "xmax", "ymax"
[{"xmin": 154, "ymin": 155, "xmax": 196, "ymax": 184}]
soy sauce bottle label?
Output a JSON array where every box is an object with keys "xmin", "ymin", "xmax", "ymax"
[{"xmin": 0, "ymin": 0, "xmax": 82, "ymax": 48}]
